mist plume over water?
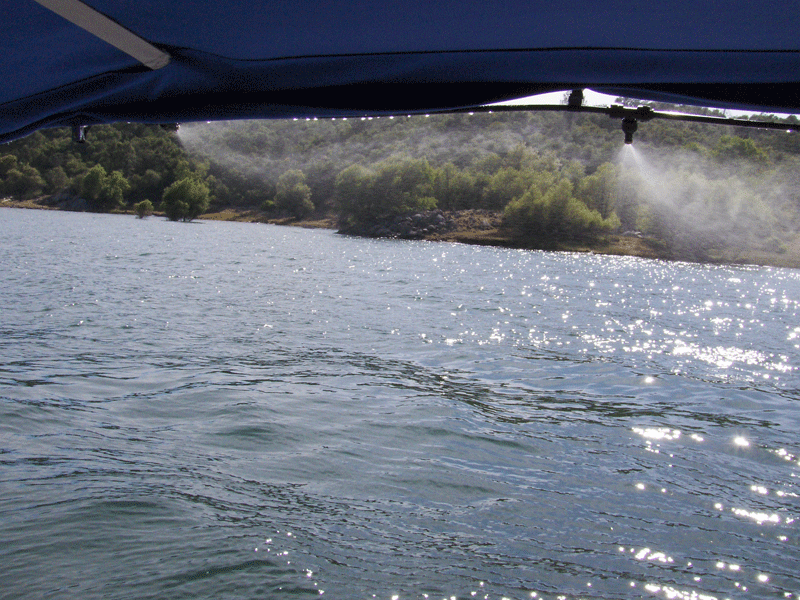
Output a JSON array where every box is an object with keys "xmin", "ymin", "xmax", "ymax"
[{"xmin": 616, "ymin": 142, "xmax": 799, "ymax": 262}]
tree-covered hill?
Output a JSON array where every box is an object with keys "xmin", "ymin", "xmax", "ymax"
[
  {"xmin": 180, "ymin": 108, "xmax": 800, "ymax": 263},
  {"xmin": 3, "ymin": 106, "xmax": 800, "ymax": 265}
]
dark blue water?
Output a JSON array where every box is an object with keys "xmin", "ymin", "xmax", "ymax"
[{"xmin": 1, "ymin": 208, "xmax": 798, "ymax": 600}]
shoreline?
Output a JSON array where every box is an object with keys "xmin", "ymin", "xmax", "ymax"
[
  {"xmin": 151, "ymin": 206, "xmax": 800, "ymax": 269},
  {"xmin": 5, "ymin": 199, "xmax": 800, "ymax": 269}
]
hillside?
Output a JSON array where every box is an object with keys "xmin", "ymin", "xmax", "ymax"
[{"xmin": 3, "ymin": 106, "xmax": 800, "ymax": 267}]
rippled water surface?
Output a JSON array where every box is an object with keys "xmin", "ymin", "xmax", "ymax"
[{"xmin": 1, "ymin": 209, "xmax": 798, "ymax": 600}]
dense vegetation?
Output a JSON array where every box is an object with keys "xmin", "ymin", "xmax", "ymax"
[
  {"xmin": 2, "ymin": 105, "xmax": 800, "ymax": 262},
  {"xmin": 0, "ymin": 124, "xmax": 210, "ymax": 220}
]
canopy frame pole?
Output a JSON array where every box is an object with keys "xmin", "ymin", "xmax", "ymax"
[{"xmin": 33, "ymin": 0, "xmax": 170, "ymax": 70}]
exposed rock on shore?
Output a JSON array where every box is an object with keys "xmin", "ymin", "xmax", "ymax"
[
  {"xmin": 338, "ymin": 209, "xmax": 454, "ymax": 239},
  {"xmin": 337, "ymin": 209, "xmax": 504, "ymax": 241}
]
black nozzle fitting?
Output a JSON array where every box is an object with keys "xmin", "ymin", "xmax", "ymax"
[
  {"xmin": 621, "ymin": 117, "xmax": 638, "ymax": 145},
  {"xmin": 567, "ymin": 89, "xmax": 584, "ymax": 109}
]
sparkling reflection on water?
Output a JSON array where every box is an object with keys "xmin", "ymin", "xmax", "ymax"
[{"xmin": 0, "ymin": 209, "xmax": 798, "ymax": 600}]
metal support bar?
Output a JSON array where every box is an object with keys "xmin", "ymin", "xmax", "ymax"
[
  {"xmin": 437, "ymin": 100, "xmax": 800, "ymax": 144},
  {"xmin": 449, "ymin": 102, "xmax": 798, "ymax": 133},
  {"xmin": 33, "ymin": 0, "xmax": 170, "ymax": 70}
]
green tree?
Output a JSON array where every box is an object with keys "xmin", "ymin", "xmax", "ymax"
[
  {"xmin": 162, "ymin": 177, "xmax": 210, "ymax": 221},
  {"xmin": 81, "ymin": 164, "xmax": 108, "ymax": 202},
  {"xmin": 2, "ymin": 164, "xmax": 46, "ymax": 198},
  {"xmin": 80, "ymin": 165, "xmax": 130, "ymax": 209},
  {"xmin": 578, "ymin": 162, "xmax": 617, "ymax": 219},
  {"xmin": 0, "ymin": 154, "xmax": 18, "ymax": 178},
  {"xmin": 334, "ymin": 164, "xmax": 374, "ymax": 225},
  {"xmin": 482, "ymin": 166, "xmax": 540, "ymax": 209},
  {"xmin": 134, "ymin": 199, "xmax": 154, "ymax": 218},
  {"xmin": 712, "ymin": 135, "xmax": 768, "ymax": 163},
  {"xmin": 615, "ymin": 170, "xmax": 646, "ymax": 232},
  {"xmin": 274, "ymin": 169, "xmax": 314, "ymax": 218},
  {"xmin": 128, "ymin": 168, "xmax": 162, "ymax": 204},
  {"xmin": 370, "ymin": 156, "xmax": 436, "ymax": 216},
  {"xmin": 504, "ymin": 178, "xmax": 619, "ymax": 240},
  {"xmin": 44, "ymin": 166, "xmax": 70, "ymax": 194},
  {"xmin": 335, "ymin": 157, "xmax": 436, "ymax": 227},
  {"xmin": 101, "ymin": 170, "xmax": 131, "ymax": 209},
  {"xmin": 433, "ymin": 163, "xmax": 481, "ymax": 210}
]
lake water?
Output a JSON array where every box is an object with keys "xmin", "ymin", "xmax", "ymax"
[{"xmin": 1, "ymin": 208, "xmax": 798, "ymax": 600}]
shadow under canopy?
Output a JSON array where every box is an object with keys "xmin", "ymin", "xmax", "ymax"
[{"xmin": 3, "ymin": 0, "xmax": 799, "ymax": 143}]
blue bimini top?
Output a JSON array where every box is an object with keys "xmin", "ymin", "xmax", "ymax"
[{"xmin": 3, "ymin": 0, "xmax": 799, "ymax": 142}]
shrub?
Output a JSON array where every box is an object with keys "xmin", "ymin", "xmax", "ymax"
[
  {"xmin": 162, "ymin": 177, "xmax": 210, "ymax": 221},
  {"xmin": 335, "ymin": 156, "xmax": 436, "ymax": 226},
  {"xmin": 134, "ymin": 199, "xmax": 154, "ymax": 218},
  {"xmin": 504, "ymin": 178, "xmax": 619, "ymax": 240},
  {"xmin": 274, "ymin": 170, "xmax": 314, "ymax": 219}
]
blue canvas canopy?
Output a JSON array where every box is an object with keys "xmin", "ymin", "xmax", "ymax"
[{"xmin": 3, "ymin": 0, "xmax": 800, "ymax": 142}]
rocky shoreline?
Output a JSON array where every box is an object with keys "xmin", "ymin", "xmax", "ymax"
[
  {"xmin": 337, "ymin": 209, "xmax": 499, "ymax": 240},
  {"xmin": 229, "ymin": 207, "xmax": 800, "ymax": 267}
]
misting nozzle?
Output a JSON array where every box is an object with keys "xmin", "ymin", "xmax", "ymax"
[
  {"xmin": 567, "ymin": 89, "xmax": 584, "ymax": 109},
  {"xmin": 621, "ymin": 117, "xmax": 638, "ymax": 145}
]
